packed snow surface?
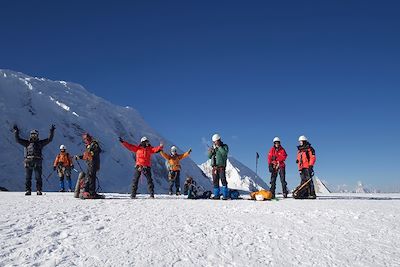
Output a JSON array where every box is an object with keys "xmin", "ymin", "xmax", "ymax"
[{"xmin": 1, "ymin": 192, "xmax": 399, "ymax": 266}]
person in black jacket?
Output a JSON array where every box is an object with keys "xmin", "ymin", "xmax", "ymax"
[
  {"xmin": 75, "ymin": 133, "xmax": 102, "ymax": 199},
  {"xmin": 13, "ymin": 124, "xmax": 55, "ymax": 195}
]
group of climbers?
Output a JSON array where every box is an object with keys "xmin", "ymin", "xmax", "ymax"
[
  {"xmin": 13, "ymin": 124, "xmax": 102, "ymax": 198},
  {"xmin": 264, "ymin": 135, "xmax": 317, "ymax": 199},
  {"xmin": 12, "ymin": 123, "xmax": 317, "ymax": 200}
]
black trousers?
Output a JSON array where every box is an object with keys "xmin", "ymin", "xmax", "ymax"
[
  {"xmin": 84, "ymin": 161, "xmax": 98, "ymax": 195},
  {"xmin": 212, "ymin": 167, "xmax": 227, "ymax": 187},
  {"xmin": 168, "ymin": 170, "xmax": 181, "ymax": 192},
  {"xmin": 25, "ymin": 159, "xmax": 42, "ymax": 191},
  {"xmin": 300, "ymin": 168, "xmax": 316, "ymax": 196},
  {"xmin": 270, "ymin": 167, "xmax": 288, "ymax": 194},
  {"xmin": 132, "ymin": 166, "xmax": 154, "ymax": 196}
]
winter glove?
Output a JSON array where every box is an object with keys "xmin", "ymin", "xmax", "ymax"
[
  {"xmin": 13, "ymin": 124, "xmax": 19, "ymax": 132},
  {"xmin": 71, "ymin": 165, "xmax": 74, "ymax": 169},
  {"xmin": 118, "ymin": 137, "xmax": 124, "ymax": 143},
  {"xmin": 296, "ymin": 159, "xmax": 299, "ymax": 164},
  {"xmin": 53, "ymin": 166, "xmax": 57, "ymax": 171},
  {"xmin": 268, "ymin": 164, "xmax": 274, "ymax": 173},
  {"xmin": 188, "ymin": 148, "xmax": 192, "ymax": 154},
  {"xmin": 50, "ymin": 124, "xmax": 56, "ymax": 132}
]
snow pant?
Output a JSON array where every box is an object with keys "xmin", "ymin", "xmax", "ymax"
[
  {"xmin": 84, "ymin": 161, "xmax": 98, "ymax": 195},
  {"xmin": 212, "ymin": 166, "xmax": 228, "ymax": 198},
  {"xmin": 58, "ymin": 166, "xmax": 72, "ymax": 190},
  {"xmin": 168, "ymin": 170, "xmax": 181, "ymax": 193},
  {"xmin": 299, "ymin": 168, "xmax": 316, "ymax": 197},
  {"xmin": 132, "ymin": 166, "xmax": 154, "ymax": 196},
  {"xmin": 24, "ymin": 159, "xmax": 42, "ymax": 192},
  {"xmin": 270, "ymin": 167, "xmax": 288, "ymax": 195}
]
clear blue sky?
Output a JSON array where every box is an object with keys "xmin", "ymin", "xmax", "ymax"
[{"xmin": 1, "ymin": 0, "xmax": 399, "ymax": 191}]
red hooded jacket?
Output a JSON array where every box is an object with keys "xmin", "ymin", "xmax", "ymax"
[
  {"xmin": 268, "ymin": 146, "xmax": 288, "ymax": 168},
  {"xmin": 121, "ymin": 141, "xmax": 163, "ymax": 167}
]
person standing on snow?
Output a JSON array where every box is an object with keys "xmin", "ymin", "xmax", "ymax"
[
  {"xmin": 53, "ymin": 145, "xmax": 74, "ymax": 192},
  {"xmin": 268, "ymin": 137, "xmax": 288, "ymax": 198},
  {"xmin": 295, "ymin": 135, "xmax": 317, "ymax": 199},
  {"xmin": 208, "ymin": 133, "xmax": 229, "ymax": 200},
  {"xmin": 119, "ymin": 136, "xmax": 163, "ymax": 199},
  {"xmin": 160, "ymin": 146, "xmax": 192, "ymax": 195},
  {"xmin": 75, "ymin": 133, "xmax": 102, "ymax": 199},
  {"xmin": 13, "ymin": 124, "xmax": 55, "ymax": 195}
]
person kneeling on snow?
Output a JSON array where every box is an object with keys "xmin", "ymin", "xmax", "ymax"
[
  {"xmin": 119, "ymin": 136, "xmax": 163, "ymax": 199},
  {"xmin": 208, "ymin": 134, "xmax": 229, "ymax": 200},
  {"xmin": 160, "ymin": 146, "xmax": 191, "ymax": 195},
  {"xmin": 53, "ymin": 144, "xmax": 74, "ymax": 192},
  {"xmin": 183, "ymin": 176, "xmax": 211, "ymax": 199},
  {"xmin": 75, "ymin": 133, "xmax": 103, "ymax": 199},
  {"xmin": 294, "ymin": 135, "xmax": 317, "ymax": 199}
]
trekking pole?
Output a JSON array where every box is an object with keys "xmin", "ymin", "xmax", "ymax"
[
  {"xmin": 74, "ymin": 158, "xmax": 84, "ymax": 172},
  {"xmin": 45, "ymin": 169, "xmax": 56, "ymax": 183}
]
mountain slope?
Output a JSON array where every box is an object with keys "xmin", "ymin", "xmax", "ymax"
[
  {"xmin": 199, "ymin": 157, "xmax": 269, "ymax": 192},
  {"xmin": 0, "ymin": 69, "xmax": 211, "ymax": 192}
]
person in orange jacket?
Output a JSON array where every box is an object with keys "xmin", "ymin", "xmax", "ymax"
[
  {"xmin": 53, "ymin": 144, "xmax": 74, "ymax": 192},
  {"xmin": 160, "ymin": 146, "xmax": 192, "ymax": 195},
  {"xmin": 119, "ymin": 136, "xmax": 163, "ymax": 199},
  {"xmin": 296, "ymin": 135, "xmax": 317, "ymax": 198},
  {"xmin": 268, "ymin": 137, "xmax": 288, "ymax": 198}
]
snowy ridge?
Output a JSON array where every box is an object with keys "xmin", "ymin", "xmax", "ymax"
[
  {"xmin": 199, "ymin": 157, "xmax": 269, "ymax": 192},
  {"xmin": 0, "ymin": 69, "xmax": 211, "ymax": 192}
]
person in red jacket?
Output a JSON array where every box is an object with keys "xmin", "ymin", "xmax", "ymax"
[
  {"xmin": 119, "ymin": 136, "xmax": 163, "ymax": 199},
  {"xmin": 296, "ymin": 135, "xmax": 317, "ymax": 199},
  {"xmin": 268, "ymin": 137, "xmax": 288, "ymax": 198}
]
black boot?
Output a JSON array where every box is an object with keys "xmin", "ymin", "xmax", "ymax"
[
  {"xmin": 25, "ymin": 191, "xmax": 31, "ymax": 196},
  {"xmin": 37, "ymin": 191, "xmax": 42, "ymax": 195}
]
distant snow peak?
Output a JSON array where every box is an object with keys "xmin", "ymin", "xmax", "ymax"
[{"xmin": 199, "ymin": 157, "xmax": 269, "ymax": 192}]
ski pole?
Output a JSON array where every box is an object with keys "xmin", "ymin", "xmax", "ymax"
[
  {"xmin": 74, "ymin": 157, "xmax": 84, "ymax": 172},
  {"xmin": 45, "ymin": 169, "xmax": 56, "ymax": 183}
]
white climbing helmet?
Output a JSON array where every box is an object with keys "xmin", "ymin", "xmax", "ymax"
[
  {"xmin": 212, "ymin": 133, "xmax": 221, "ymax": 142},
  {"xmin": 59, "ymin": 145, "xmax": 66, "ymax": 150},
  {"xmin": 171, "ymin": 146, "xmax": 177, "ymax": 153},
  {"xmin": 298, "ymin": 135, "xmax": 308, "ymax": 142},
  {"xmin": 141, "ymin": 136, "xmax": 148, "ymax": 143},
  {"xmin": 255, "ymin": 194, "xmax": 264, "ymax": 201},
  {"xmin": 273, "ymin": 137, "xmax": 281, "ymax": 143}
]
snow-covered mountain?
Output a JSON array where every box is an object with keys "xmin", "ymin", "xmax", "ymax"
[
  {"xmin": 0, "ymin": 69, "xmax": 211, "ymax": 192},
  {"xmin": 355, "ymin": 181, "xmax": 370, "ymax": 193},
  {"xmin": 199, "ymin": 157, "xmax": 269, "ymax": 192},
  {"xmin": 313, "ymin": 177, "xmax": 331, "ymax": 194}
]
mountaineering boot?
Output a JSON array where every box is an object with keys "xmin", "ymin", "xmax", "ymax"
[
  {"xmin": 221, "ymin": 186, "xmax": 229, "ymax": 200},
  {"xmin": 176, "ymin": 191, "xmax": 181, "ymax": 196},
  {"xmin": 130, "ymin": 194, "xmax": 136, "ymax": 199},
  {"xmin": 25, "ymin": 191, "xmax": 31, "ymax": 196},
  {"xmin": 169, "ymin": 191, "xmax": 173, "ymax": 195},
  {"xmin": 212, "ymin": 187, "xmax": 220, "ymax": 199},
  {"xmin": 37, "ymin": 191, "xmax": 43, "ymax": 195},
  {"xmin": 149, "ymin": 194, "xmax": 155, "ymax": 199}
]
